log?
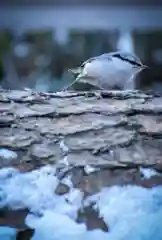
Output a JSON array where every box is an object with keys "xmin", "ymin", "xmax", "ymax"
[
  {"xmin": 0, "ymin": 89, "xmax": 162, "ymax": 237},
  {"xmin": 0, "ymin": 89, "xmax": 162, "ymax": 184},
  {"xmin": 0, "ymin": 89, "xmax": 162, "ymax": 169}
]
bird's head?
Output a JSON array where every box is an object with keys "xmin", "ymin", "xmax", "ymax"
[{"xmin": 109, "ymin": 51, "xmax": 148, "ymax": 73}]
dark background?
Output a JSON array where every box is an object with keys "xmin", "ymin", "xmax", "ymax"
[{"xmin": 0, "ymin": 1, "xmax": 162, "ymax": 92}]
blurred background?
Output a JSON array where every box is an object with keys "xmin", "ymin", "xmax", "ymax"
[{"xmin": 0, "ymin": 1, "xmax": 162, "ymax": 92}]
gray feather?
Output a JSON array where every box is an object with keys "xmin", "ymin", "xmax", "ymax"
[{"xmin": 68, "ymin": 56, "xmax": 99, "ymax": 76}]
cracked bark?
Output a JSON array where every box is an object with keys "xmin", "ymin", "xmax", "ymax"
[
  {"xmin": 0, "ymin": 89, "xmax": 162, "ymax": 169},
  {"xmin": 0, "ymin": 89, "xmax": 162, "ymax": 234}
]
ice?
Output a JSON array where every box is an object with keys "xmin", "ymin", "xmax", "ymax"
[{"xmin": 0, "ymin": 165, "xmax": 162, "ymax": 240}]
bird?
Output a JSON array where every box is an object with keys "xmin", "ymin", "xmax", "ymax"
[{"xmin": 63, "ymin": 51, "xmax": 148, "ymax": 91}]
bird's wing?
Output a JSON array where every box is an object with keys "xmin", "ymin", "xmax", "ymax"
[
  {"xmin": 68, "ymin": 53, "xmax": 113, "ymax": 74},
  {"xmin": 80, "ymin": 54, "xmax": 112, "ymax": 67},
  {"xmin": 64, "ymin": 54, "xmax": 112, "ymax": 91},
  {"xmin": 68, "ymin": 56, "xmax": 99, "ymax": 75}
]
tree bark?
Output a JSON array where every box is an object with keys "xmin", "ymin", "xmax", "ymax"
[
  {"xmin": 1, "ymin": 89, "xmax": 162, "ymax": 235},
  {"xmin": 0, "ymin": 89, "xmax": 162, "ymax": 169}
]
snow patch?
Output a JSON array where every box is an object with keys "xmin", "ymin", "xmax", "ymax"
[
  {"xmin": 59, "ymin": 140, "xmax": 69, "ymax": 154},
  {"xmin": 139, "ymin": 167, "xmax": 161, "ymax": 179},
  {"xmin": 0, "ymin": 165, "xmax": 162, "ymax": 240},
  {"xmin": 84, "ymin": 165, "xmax": 98, "ymax": 174},
  {"xmin": 0, "ymin": 148, "xmax": 17, "ymax": 160}
]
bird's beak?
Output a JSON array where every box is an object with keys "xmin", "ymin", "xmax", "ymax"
[{"xmin": 141, "ymin": 64, "xmax": 149, "ymax": 69}]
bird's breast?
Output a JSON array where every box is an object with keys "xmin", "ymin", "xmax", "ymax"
[
  {"xmin": 81, "ymin": 60, "xmax": 136, "ymax": 90},
  {"xmin": 83, "ymin": 60, "xmax": 114, "ymax": 78}
]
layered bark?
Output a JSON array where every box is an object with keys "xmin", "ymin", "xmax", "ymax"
[
  {"xmin": 0, "ymin": 89, "xmax": 162, "ymax": 237},
  {"xmin": 0, "ymin": 89, "xmax": 162, "ymax": 169}
]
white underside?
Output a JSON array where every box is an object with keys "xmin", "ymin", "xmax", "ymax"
[{"xmin": 80, "ymin": 59, "xmax": 139, "ymax": 90}]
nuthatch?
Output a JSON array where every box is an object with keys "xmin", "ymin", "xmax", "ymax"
[{"xmin": 63, "ymin": 51, "xmax": 148, "ymax": 91}]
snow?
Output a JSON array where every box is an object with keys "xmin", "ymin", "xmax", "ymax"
[
  {"xmin": 0, "ymin": 148, "xmax": 17, "ymax": 161},
  {"xmin": 59, "ymin": 140, "xmax": 69, "ymax": 154},
  {"xmin": 0, "ymin": 165, "xmax": 162, "ymax": 240},
  {"xmin": 0, "ymin": 227, "xmax": 16, "ymax": 240},
  {"xmin": 84, "ymin": 165, "xmax": 98, "ymax": 174},
  {"xmin": 139, "ymin": 167, "xmax": 161, "ymax": 179}
]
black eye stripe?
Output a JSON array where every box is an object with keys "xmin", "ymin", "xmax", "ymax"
[{"xmin": 113, "ymin": 54, "xmax": 142, "ymax": 67}]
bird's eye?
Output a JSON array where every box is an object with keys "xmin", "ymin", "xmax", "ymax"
[{"xmin": 113, "ymin": 53, "xmax": 121, "ymax": 59}]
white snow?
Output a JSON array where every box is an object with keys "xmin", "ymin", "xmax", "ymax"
[
  {"xmin": 59, "ymin": 140, "xmax": 69, "ymax": 154},
  {"xmin": 84, "ymin": 165, "xmax": 98, "ymax": 174},
  {"xmin": 139, "ymin": 167, "xmax": 161, "ymax": 179},
  {"xmin": 0, "ymin": 148, "xmax": 17, "ymax": 160},
  {"xmin": 0, "ymin": 165, "xmax": 162, "ymax": 240},
  {"xmin": 59, "ymin": 156, "xmax": 70, "ymax": 167}
]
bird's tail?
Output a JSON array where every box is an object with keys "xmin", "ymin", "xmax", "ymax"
[
  {"xmin": 68, "ymin": 67, "xmax": 82, "ymax": 74},
  {"xmin": 62, "ymin": 67, "xmax": 82, "ymax": 91}
]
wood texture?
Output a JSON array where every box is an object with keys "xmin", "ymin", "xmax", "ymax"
[{"xmin": 0, "ymin": 89, "xmax": 162, "ymax": 169}]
